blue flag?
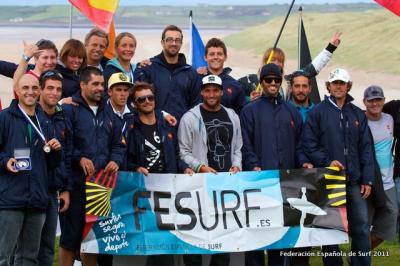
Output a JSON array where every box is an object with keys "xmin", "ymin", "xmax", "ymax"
[{"xmin": 190, "ymin": 22, "xmax": 207, "ymax": 70}]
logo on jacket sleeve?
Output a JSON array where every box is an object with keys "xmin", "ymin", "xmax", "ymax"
[
  {"xmin": 354, "ymin": 120, "xmax": 359, "ymax": 127},
  {"xmin": 167, "ymin": 132, "xmax": 173, "ymax": 140},
  {"xmin": 227, "ymin": 87, "xmax": 232, "ymax": 95}
]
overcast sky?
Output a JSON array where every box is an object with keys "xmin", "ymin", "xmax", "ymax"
[{"xmin": 1, "ymin": 0, "xmax": 372, "ymax": 6}]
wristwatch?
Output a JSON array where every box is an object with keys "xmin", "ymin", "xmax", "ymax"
[{"xmin": 22, "ymin": 54, "xmax": 31, "ymax": 63}]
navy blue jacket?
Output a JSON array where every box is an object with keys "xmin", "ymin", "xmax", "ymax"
[
  {"xmin": 0, "ymin": 60, "xmax": 34, "ymax": 78},
  {"xmin": 0, "ymin": 100, "xmax": 60, "ymax": 209},
  {"xmin": 302, "ymin": 95, "xmax": 375, "ymax": 184},
  {"xmin": 240, "ymin": 94, "xmax": 306, "ymax": 171},
  {"xmin": 62, "ymin": 93, "xmax": 126, "ymax": 188},
  {"xmin": 126, "ymin": 111, "xmax": 188, "ymax": 173},
  {"xmin": 134, "ymin": 53, "xmax": 201, "ymax": 119},
  {"xmin": 55, "ymin": 64, "xmax": 80, "ymax": 98},
  {"xmin": 42, "ymin": 105, "xmax": 73, "ymax": 192},
  {"xmin": 201, "ymin": 67, "xmax": 246, "ymax": 114}
]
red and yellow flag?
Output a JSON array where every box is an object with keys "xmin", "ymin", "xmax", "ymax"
[
  {"xmin": 69, "ymin": 0, "xmax": 119, "ymax": 32},
  {"xmin": 375, "ymin": 0, "xmax": 400, "ymax": 16}
]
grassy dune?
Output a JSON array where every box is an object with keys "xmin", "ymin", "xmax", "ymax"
[{"xmin": 224, "ymin": 9, "xmax": 400, "ymax": 74}]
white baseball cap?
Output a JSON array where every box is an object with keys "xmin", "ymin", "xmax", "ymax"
[
  {"xmin": 328, "ymin": 68, "xmax": 350, "ymax": 83},
  {"xmin": 201, "ymin": 75, "xmax": 223, "ymax": 89}
]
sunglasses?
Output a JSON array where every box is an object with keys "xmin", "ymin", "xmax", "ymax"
[
  {"xmin": 40, "ymin": 71, "xmax": 63, "ymax": 84},
  {"xmin": 135, "ymin": 95, "xmax": 155, "ymax": 104},
  {"xmin": 263, "ymin": 77, "xmax": 282, "ymax": 84}
]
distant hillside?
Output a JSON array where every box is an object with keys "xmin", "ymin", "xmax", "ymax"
[
  {"xmin": 0, "ymin": 3, "xmax": 378, "ymax": 29},
  {"xmin": 224, "ymin": 9, "xmax": 400, "ymax": 74}
]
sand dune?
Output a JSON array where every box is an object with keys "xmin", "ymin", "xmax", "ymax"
[{"xmin": 1, "ymin": 26, "xmax": 398, "ymax": 109}]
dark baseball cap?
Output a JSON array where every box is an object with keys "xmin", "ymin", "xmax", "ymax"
[{"xmin": 363, "ymin": 85, "xmax": 385, "ymax": 100}]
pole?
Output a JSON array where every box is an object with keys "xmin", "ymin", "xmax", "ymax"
[
  {"xmin": 188, "ymin": 10, "xmax": 193, "ymax": 65},
  {"xmin": 69, "ymin": 4, "xmax": 73, "ymax": 39},
  {"xmin": 256, "ymin": 0, "xmax": 296, "ymax": 93},
  {"xmin": 266, "ymin": 0, "xmax": 296, "ymax": 64},
  {"xmin": 298, "ymin": 6, "xmax": 303, "ymax": 69}
]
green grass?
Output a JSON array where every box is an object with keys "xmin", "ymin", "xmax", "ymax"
[{"xmin": 224, "ymin": 9, "xmax": 400, "ymax": 75}]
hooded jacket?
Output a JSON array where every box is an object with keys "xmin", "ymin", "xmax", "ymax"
[
  {"xmin": 302, "ymin": 95, "xmax": 375, "ymax": 185},
  {"xmin": 55, "ymin": 63, "xmax": 80, "ymax": 98},
  {"xmin": 134, "ymin": 53, "xmax": 201, "ymax": 119},
  {"xmin": 0, "ymin": 100, "xmax": 60, "ymax": 209},
  {"xmin": 178, "ymin": 104, "xmax": 242, "ymax": 172},
  {"xmin": 42, "ymin": 105, "xmax": 72, "ymax": 192},
  {"xmin": 62, "ymin": 93, "xmax": 126, "ymax": 188},
  {"xmin": 103, "ymin": 57, "xmax": 136, "ymax": 91},
  {"xmin": 201, "ymin": 67, "xmax": 246, "ymax": 115},
  {"xmin": 240, "ymin": 94, "xmax": 306, "ymax": 171}
]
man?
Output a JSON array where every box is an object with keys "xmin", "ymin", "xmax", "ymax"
[
  {"xmin": 127, "ymin": 81, "xmax": 190, "ymax": 266},
  {"xmin": 59, "ymin": 67, "xmax": 126, "ymax": 266},
  {"xmin": 36, "ymin": 70, "xmax": 71, "ymax": 266},
  {"xmin": 84, "ymin": 28, "xmax": 109, "ymax": 71},
  {"xmin": 288, "ymin": 69, "xmax": 343, "ymax": 266},
  {"xmin": 0, "ymin": 74, "xmax": 61, "ymax": 265},
  {"xmin": 178, "ymin": 74, "xmax": 242, "ymax": 266},
  {"xmin": 363, "ymin": 85, "xmax": 398, "ymax": 250},
  {"xmin": 240, "ymin": 64, "xmax": 310, "ymax": 266},
  {"xmin": 200, "ymin": 38, "xmax": 246, "ymax": 114},
  {"xmin": 287, "ymin": 70, "xmax": 315, "ymax": 122},
  {"xmin": 382, "ymin": 97, "xmax": 400, "ymax": 238},
  {"xmin": 302, "ymin": 68, "xmax": 374, "ymax": 266},
  {"xmin": 134, "ymin": 25, "xmax": 201, "ymax": 120}
]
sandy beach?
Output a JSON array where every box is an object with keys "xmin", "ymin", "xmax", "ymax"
[{"xmin": 1, "ymin": 26, "xmax": 399, "ymax": 108}]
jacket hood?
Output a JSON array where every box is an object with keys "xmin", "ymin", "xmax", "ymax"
[
  {"xmin": 325, "ymin": 94, "xmax": 355, "ymax": 110},
  {"xmin": 106, "ymin": 57, "xmax": 136, "ymax": 73},
  {"xmin": 153, "ymin": 52, "xmax": 189, "ymax": 68}
]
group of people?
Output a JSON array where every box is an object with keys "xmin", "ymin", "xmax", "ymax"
[{"xmin": 0, "ymin": 23, "xmax": 398, "ymax": 266}]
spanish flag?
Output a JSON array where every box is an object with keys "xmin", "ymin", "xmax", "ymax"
[
  {"xmin": 69, "ymin": 0, "xmax": 119, "ymax": 31},
  {"xmin": 375, "ymin": 0, "xmax": 400, "ymax": 16}
]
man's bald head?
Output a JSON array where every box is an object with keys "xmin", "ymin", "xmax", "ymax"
[
  {"xmin": 17, "ymin": 74, "xmax": 39, "ymax": 88},
  {"xmin": 15, "ymin": 74, "xmax": 40, "ymax": 108}
]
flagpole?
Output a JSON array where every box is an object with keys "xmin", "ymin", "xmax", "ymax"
[
  {"xmin": 266, "ymin": 0, "xmax": 296, "ymax": 63},
  {"xmin": 188, "ymin": 10, "xmax": 193, "ymax": 65},
  {"xmin": 298, "ymin": 6, "xmax": 303, "ymax": 69},
  {"xmin": 69, "ymin": 4, "xmax": 73, "ymax": 38},
  {"xmin": 256, "ymin": 0, "xmax": 296, "ymax": 93}
]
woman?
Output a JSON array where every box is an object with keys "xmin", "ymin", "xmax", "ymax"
[
  {"xmin": 103, "ymin": 32, "xmax": 137, "ymax": 90},
  {"xmin": 56, "ymin": 39, "xmax": 87, "ymax": 98}
]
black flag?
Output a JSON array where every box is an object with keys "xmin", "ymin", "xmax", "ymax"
[{"xmin": 299, "ymin": 14, "xmax": 321, "ymax": 103}]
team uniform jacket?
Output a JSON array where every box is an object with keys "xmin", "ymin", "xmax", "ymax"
[
  {"xmin": 240, "ymin": 94, "xmax": 306, "ymax": 171},
  {"xmin": 302, "ymin": 95, "xmax": 375, "ymax": 184},
  {"xmin": 0, "ymin": 100, "xmax": 61, "ymax": 209},
  {"xmin": 134, "ymin": 53, "xmax": 201, "ymax": 120},
  {"xmin": 62, "ymin": 93, "xmax": 126, "ymax": 188},
  {"xmin": 127, "ymin": 110, "xmax": 188, "ymax": 173}
]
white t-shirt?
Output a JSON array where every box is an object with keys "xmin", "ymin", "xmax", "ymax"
[{"xmin": 368, "ymin": 112, "xmax": 395, "ymax": 190}]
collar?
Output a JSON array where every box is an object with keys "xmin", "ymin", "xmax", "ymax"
[
  {"xmin": 288, "ymin": 99, "xmax": 314, "ymax": 109},
  {"xmin": 88, "ymin": 63, "xmax": 103, "ymax": 72},
  {"xmin": 107, "ymin": 99, "xmax": 131, "ymax": 118}
]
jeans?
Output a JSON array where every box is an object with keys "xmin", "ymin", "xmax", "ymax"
[
  {"xmin": 146, "ymin": 255, "xmax": 174, "ymax": 266},
  {"xmin": 38, "ymin": 193, "xmax": 59, "ymax": 266},
  {"xmin": 183, "ymin": 254, "xmax": 230, "ymax": 266},
  {"xmin": 346, "ymin": 182, "xmax": 371, "ymax": 266},
  {"xmin": 395, "ymin": 178, "xmax": 400, "ymax": 237},
  {"xmin": 0, "ymin": 209, "xmax": 46, "ymax": 266}
]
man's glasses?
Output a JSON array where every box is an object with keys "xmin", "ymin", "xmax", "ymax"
[
  {"xmin": 263, "ymin": 77, "xmax": 282, "ymax": 84},
  {"xmin": 135, "ymin": 95, "xmax": 155, "ymax": 104},
  {"xmin": 164, "ymin": 37, "xmax": 182, "ymax": 44}
]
